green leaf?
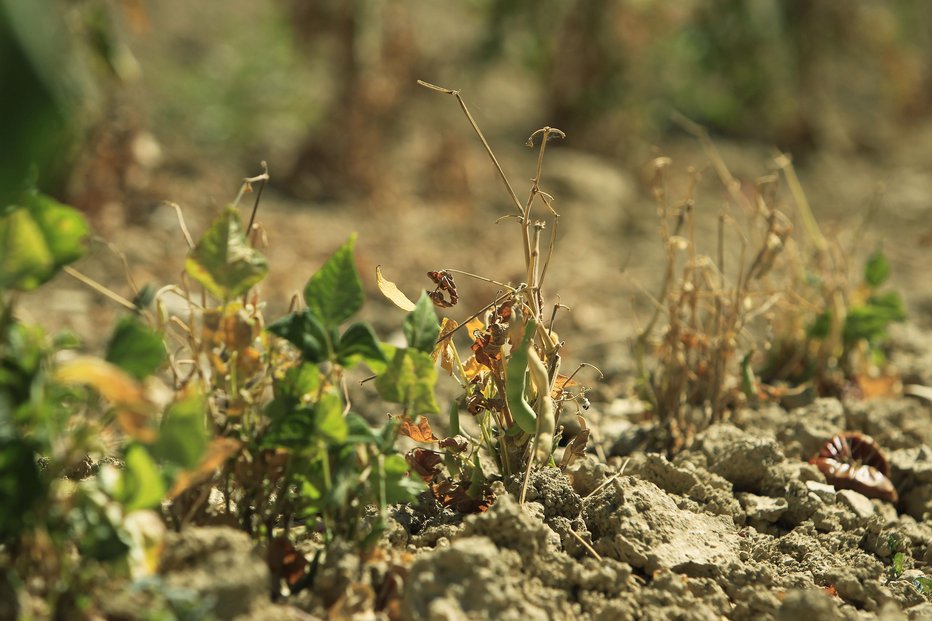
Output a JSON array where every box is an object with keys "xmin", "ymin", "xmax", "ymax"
[
  {"xmin": 345, "ymin": 412, "xmax": 382, "ymax": 445},
  {"xmin": 303, "ymin": 234, "xmax": 363, "ymax": 329},
  {"xmin": 0, "ymin": 191, "xmax": 88, "ymax": 291},
  {"xmin": 916, "ymin": 576, "xmax": 932, "ymax": 594},
  {"xmin": 892, "ymin": 552, "xmax": 905, "ymax": 577},
  {"xmin": 375, "ymin": 348, "xmax": 440, "ymax": 415},
  {"xmin": 315, "ymin": 391, "xmax": 347, "ymax": 444},
  {"xmin": 132, "ymin": 283, "xmax": 157, "ymax": 310},
  {"xmin": 274, "ymin": 362, "xmax": 321, "ymax": 402},
  {"xmin": 404, "ymin": 293, "xmax": 440, "ymax": 353},
  {"xmin": 864, "ymin": 249, "xmax": 891, "ymax": 288},
  {"xmin": 844, "ymin": 293, "xmax": 907, "ymax": 345},
  {"xmin": 263, "ymin": 405, "xmax": 317, "ymax": 450},
  {"xmin": 448, "ymin": 400, "xmax": 461, "ymax": 437},
  {"xmin": 337, "ymin": 322, "xmax": 387, "ymax": 370},
  {"xmin": 105, "ymin": 316, "xmax": 165, "ymax": 380},
  {"xmin": 268, "ymin": 310, "xmax": 331, "ymax": 363},
  {"xmin": 506, "ymin": 319, "xmax": 538, "ymax": 434},
  {"xmin": 0, "ymin": 437, "xmax": 45, "ymax": 542},
  {"xmin": 184, "ymin": 207, "xmax": 268, "ymax": 300},
  {"xmin": 151, "ymin": 392, "xmax": 208, "ymax": 470},
  {"xmin": 807, "ymin": 311, "xmax": 831, "ymax": 340},
  {"xmin": 70, "ymin": 488, "xmax": 130, "ymax": 562},
  {"xmin": 115, "ymin": 444, "xmax": 166, "ymax": 511},
  {"xmin": 375, "ymin": 453, "xmax": 426, "ymax": 505}
]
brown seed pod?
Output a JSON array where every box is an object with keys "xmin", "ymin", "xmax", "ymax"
[{"xmin": 809, "ymin": 432, "xmax": 898, "ymax": 503}]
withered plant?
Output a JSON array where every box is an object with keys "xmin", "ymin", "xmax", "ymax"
[
  {"xmin": 636, "ymin": 119, "xmax": 905, "ymax": 454},
  {"xmin": 378, "ymin": 81, "xmax": 594, "ymax": 506}
]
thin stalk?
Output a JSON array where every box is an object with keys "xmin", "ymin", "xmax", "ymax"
[{"xmin": 417, "ymin": 81, "xmax": 524, "ymax": 217}]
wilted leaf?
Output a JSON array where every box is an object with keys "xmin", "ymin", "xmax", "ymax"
[
  {"xmin": 54, "ymin": 357, "xmax": 156, "ymax": 440},
  {"xmin": 0, "ymin": 191, "xmax": 88, "ymax": 291},
  {"xmin": 54, "ymin": 356, "xmax": 147, "ymax": 407},
  {"xmin": 185, "ymin": 207, "xmax": 268, "ymax": 300},
  {"xmin": 462, "ymin": 356, "xmax": 485, "ymax": 381},
  {"xmin": 169, "ymin": 437, "xmax": 243, "ymax": 499},
  {"xmin": 560, "ymin": 415, "xmax": 590, "ymax": 469},
  {"xmin": 465, "ymin": 317, "xmax": 485, "ymax": 336},
  {"xmin": 404, "ymin": 293, "xmax": 440, "ymax": 354},
  {"xmin": 303, "ymin": 234, "xmax": 363, "ymax": 329},
  {"xmin": 856, "ymin": 374, "xmax": 902, "ymax": 399},
  {"xmin": 405, "ymin": 448, "xmax": 443, "ymax": 481},
  {"xmin": 106, "ymin": 316, "xmax": 165, "ymax": 380},
  {"xmin": 376, "ymin": 265, "xmax": 417, "ymax": 312},
  {"xmin": 550, "ymin": 373, "xmax": 578, "ymax": 398},
  {"xmin": 431, "ymin": 317, "xmax": 458, "ymax": 376},
  {"xmin": 430, "ymin": 479, "xmax": 491, "ymax": 514},
  {"xmin": 399, "ymin": 416, "xmax": 438, "ymax": 443},
  {"xmin": 267, "ymin": 537, "xmax": 308, "ymax": 593},
  {"xmin": 439, "ymin": 435, "xmax": 468, "ymax": 453}
]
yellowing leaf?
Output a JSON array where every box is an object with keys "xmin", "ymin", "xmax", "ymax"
[
  {"xmin": 432, "ymin": 317, "xmax": 458, "ymax": 376},
  {"xmin": 376, "ymin": 265, "xmax": 417, "ymax": 312},
  {"xmin": 462, "ymin": 356, "xmax": 485, "ymax": 381},
  {"xmin": 465, "ymin": 317, "xmax": 485, "ymax": 336},
  {"xmin": 55, "ymin": 357, "xmax": 148, "ymax": 409},
  {"xmin": 168, "ymin": 437, "xmax": 243, "ymax": 499},
  {"xmin": 55, "ymin": 357, "xmax": 157, "ymax": 441}
]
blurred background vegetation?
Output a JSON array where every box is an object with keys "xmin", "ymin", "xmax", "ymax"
[{"xmin": 4, "ymin": 0, "xmax": 932, "ymax": 213}]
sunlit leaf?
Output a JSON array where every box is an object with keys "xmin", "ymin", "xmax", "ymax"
[
  {"xmin": 54, "ymin": 357, "xmax": 156, "ymax": 440},
  {"xmin": 404, "ymin": 293, "xmax": 440, "ymax": 353},
  {"xmin": 54, "ymin": 357, "xmax": 146, "ymax": 406},
  {"xmin": 106, "ymin": 316, "xmax": 165, "ymax": 380},
  {"xmin": 375, "ymin": 347, "xmax": 440, "ymax": 415},
  {"xmin": 0, "ymin": 192, "xmax": 88, "ymax": 291},
  {"xmin": 274, "ymin": 362, "xmax": 321, "ymax": 401},
  {"xmin": 304, "ymin": 234, "xmax": 363, "ymax": 329},
  {"xmin": 184, "ymin": 206, "xmax": 268, "ymax": 300},
  {"xmin": 315, "ymin": 391, "xmax": 347, "ymax": 444},
  {"xmin": 151, "ymin": 390, "xmax": 208, "ymax": 470},
  {"xmin": 376, "ymin": 265, "xmax": 417, "ymax": 312},
  {"xmin": 116, "ymin": 444, "xmax": 166, "ymax": 511}
]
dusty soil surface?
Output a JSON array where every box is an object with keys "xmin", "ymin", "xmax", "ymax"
[{"xmin": 95, "ymin": 396, "xmax": 932, "ymax": 620}]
